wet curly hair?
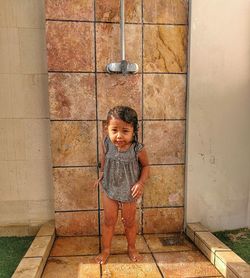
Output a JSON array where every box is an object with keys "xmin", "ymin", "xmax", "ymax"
[{"xmin": 107, "ymin": 106, "xmax": 139, "ymax": 143}]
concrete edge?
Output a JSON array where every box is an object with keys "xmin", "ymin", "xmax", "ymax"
[
  {"xmin": 12, "ymin": 220, "xmax": 55, "ymax": 278},
  {"xmin": 186, "ymin": 222, "xmax": 250, "ymax": 278}
]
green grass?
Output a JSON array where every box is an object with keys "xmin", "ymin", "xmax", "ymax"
[
  {"xmin": 0, "ymin": 237, "xmax": 34, "ymax": 278},
  {"xmin": 213, "ymin": 228, "xmax": 250, "ymax": 264}
]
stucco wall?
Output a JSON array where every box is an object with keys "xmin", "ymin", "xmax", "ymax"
[
  {"xmin": 0, "ymin": 0, "xmax": 54, "ymax": 235},
  {"xmin": 186, "ymin": 0, "xmax": 250, "ymax": 231}
]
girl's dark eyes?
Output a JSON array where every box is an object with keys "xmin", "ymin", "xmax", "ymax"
[{"xmin": 110, "ymin": 128, "xmax": 131, "ymax": 133}]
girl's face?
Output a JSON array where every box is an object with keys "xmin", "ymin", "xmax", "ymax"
[{"xmin": 107, "ymin": 117, "xmax": 134, "ymax": 150}]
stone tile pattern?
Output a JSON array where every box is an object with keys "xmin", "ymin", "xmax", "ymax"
[
  {"xmin": 42, "ymin": 234, "xmax": 222, "ymax": 278},
  {"xmin": 45, "ymin": 1, "xmax": 188, "ymax": 236}
]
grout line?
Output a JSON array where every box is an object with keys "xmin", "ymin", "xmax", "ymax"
[
  {"xmin": 54, "ymin": 206, "xmax": 184, "ymax": 213},
  {"xmin": 93, "ymin": 1, "xmax": 102, "ymax": 265},
  {"xmin": 186, "ymin": 276, "xmax": 223, "ymax": 278},
  {"xmin": 141, "ymin": 0, "xmax": 144, "ymax": 237},
  {"xmin": 52, "ymin": 165, "xmax": 96, "ymax": 168},
  {"xmin": 55, "ymin": 209, "xmax": 99, "ymax": 213},
  {"xmin": 49, "ymin": 118, "xmax": 186, "ymax": 122},
  {"xmin": 46, "ymin": 18, "xmax": 187, "ymax": 26},
  {"xmin": 50, "ymin": 119, "xmax": 97, "ymax": 121},
  {"xmin": 183, "ymin": 0, "xmax": 191, "ymax": 233},
  {"xmin": 52, "ymin": 163, "xmax": 186, "ymax": 169},
  {"xmin": 142, "ymin": 234, "xmax": 164, "ymax": 278},
  {"xmin": 49, "ymin": 253, "xmax": 100, "ymax": 258},
  {"xmin": 47, "ymin": 70, "xmax": 187, "ymax": 74}
]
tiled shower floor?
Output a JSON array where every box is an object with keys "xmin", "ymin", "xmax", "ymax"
[{"xmin": 41, "ymin": 234, "xmax": 222, "ymax": 277}]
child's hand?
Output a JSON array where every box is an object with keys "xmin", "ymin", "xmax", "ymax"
[
  {"xmin": 94, "ymin": 172, "xmax": 104, "ymax": 188},
  {"xmin": 131, "ymin": 182, "xmax": 144, "ymax": 199}
]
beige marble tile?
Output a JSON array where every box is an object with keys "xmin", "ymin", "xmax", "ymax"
[
  {"xmin": 55, "ymin": 211, "xmax": 98, "ymax": 236},
  {"xmin": 96, "ymin": 0, "xmax": 141, "ymax": 23},
  {"xmin": 37, "ymin": 220, "xmax": 55, "ymax": 237},
  {"xmin": 186, "ymin": 226, "xmax": 195, "ymax": 242},
  {"xmin": 42, "ymin": 256, "xmax": 100, "ymax": 278},
  {"xmin": 144, "ymin": 0, "xmax": 188, "ymax": 24},
  {"xmin": 102, "ymin": 254, "xmax": 162, "ymax": 277},
  {"xmin": 144, "ymin": 25, "xmax": 187, "ymax": 73},
  {"xmin": 195, "ymin": 232, "xmax": 230, "ymax": 252},
  {"xmin": 143, "ymin": 208, "xmax": 183, "ymax": 234},
  {"xmin": 49, "ymin": 73, "xmax": 96, "ymax": 120},
  {"xmin": 53, "ymin": 167, "xmax": 98, "ymax": 211},
  {"xmin": 194, "ymin": 232, "xmax": 230, "ymax": 265},
  {"xmin": 187, "ymin": 222, "xmax": 209, "ymax": 232},
  {"xmin": 143, "ymin": 120, "xmax": 185, "ymax": 164},
  {"xmin": 195, "ymin": 235, "xmax": 217, "ymax": 264},
  {"xmin": 186, "ymin": 222, "xmax": 209, "ymax": 241},
  {"xmin": 143, "ymin": 165, "xmax": 184, "ymax": 207},
  {"xmin": 109, "ymin": 235, "xmax": 150, "ymax": 254},
  {"xmin": 144, "ymin": 74, "xmax": 186, "ymax": 119},
  {"xmin": 46, "ymin": 21, "xmax": 94, "ymax": 72},
  {"xmin": 50, "ymin": 236, "xmax": 99, "ymax": 256},
  {"xmin": 96, "ymin": 23, "xmax": 142, "ymax": 72},
  {"xmin": 12, "ymin": 257, "xmax": 43, "ymax": 278},
  {"xmin": 50, "ymin": 121, "xmax": 96, "ymax": 166},
  {"xmin": 45, "ymin": 0, "xmax": 94, "ymax": 21},
  {"xmin": 155, "ymin": 251, "xmax": 221, "ymax": 277},
  {"xmin": 215, "ymin": 251, "xmax": 250, "ymax": 278},
  {"xmin": 214, "ymin": 255, "xmax": 238, "ymax": 278},
  {"xmin": 97, "ymin": 73, "xmax": 142, "ymax": 120},
  {"xmin": 144, "ymin": 233, "xmax": 195, "ymax": 253},
  {"xmin": 24, "ymin": 235, "xmax": 54, "ymax": 259}
]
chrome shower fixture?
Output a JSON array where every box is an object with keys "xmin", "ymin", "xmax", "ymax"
[{"xmin": 106, "ymin": 0, "xmax": 139, "ymax": 75}]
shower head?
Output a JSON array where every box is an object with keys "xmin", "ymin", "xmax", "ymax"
[{"xmin": 106, "ymin": 60, "xmax": 139, "ymax": 75}]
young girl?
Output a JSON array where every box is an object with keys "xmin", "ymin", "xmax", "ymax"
[{"xmin": 94, "ymin": 106, "xmax": 149, "ymax": 264}]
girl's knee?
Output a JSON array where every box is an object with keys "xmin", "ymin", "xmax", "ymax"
[
  {"xmin": 121, "ymin": 216, "xmax": 136, "ymax": 228},
  {"xmin": 104, "ymin": 215, "xmax": 117, "ymax": 227}
]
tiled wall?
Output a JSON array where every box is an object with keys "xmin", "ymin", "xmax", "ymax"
[{"xmin": 45, "ymin": 0, "xmax": 188, "ymax": 236}]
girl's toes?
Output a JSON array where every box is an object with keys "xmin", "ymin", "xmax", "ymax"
[
  {"xmin": 95, "ymin": 251, "xmax": 110, "ymax": 264},
  {"xmin": 128, "ymin": 249, "xmax": 143, "ymax": 262}
]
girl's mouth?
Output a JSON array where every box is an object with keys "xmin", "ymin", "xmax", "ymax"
[{"xmin": 116, "ymin": 141, "xmax": 125, "ymax": 145}]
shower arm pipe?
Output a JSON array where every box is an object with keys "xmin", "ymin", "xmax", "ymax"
[
  {"xmin": 120, "ymin": 0, "xmax": 125, "ymax": 61},
  {"xmin": 106, "ymin": 0, "xmax": 138, "ymax": 74}
]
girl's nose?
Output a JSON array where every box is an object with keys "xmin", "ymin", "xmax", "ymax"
[{"xmin": 117, "ymin": 132, "xmax": 122, "ymax": 138}]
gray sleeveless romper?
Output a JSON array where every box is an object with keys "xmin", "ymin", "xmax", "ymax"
[{"xmin": 102, "ymin": 136, "xmax": 144, "ymax": 202}]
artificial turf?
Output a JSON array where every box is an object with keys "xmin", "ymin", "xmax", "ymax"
[
  {"xmin": 213, "ymin": 228, "xmax": 250, "ymax": 264},
  {"xmin": 0, "ymin": 236, "xmax": 34, "ymax": 278}
]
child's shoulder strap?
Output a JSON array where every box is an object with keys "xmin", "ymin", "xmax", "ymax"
[{"xmin": 134, "ymin": 142, "xmax": 144, "ymax": 155}]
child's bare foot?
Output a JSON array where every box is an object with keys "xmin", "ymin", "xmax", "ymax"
[
  {"xmin": 128, "ymin": 248, "xmax": 143, "ymax": 262},
  {"xmin": 95, "ymin": 250, "xmax": 110, "ymax": 264}
]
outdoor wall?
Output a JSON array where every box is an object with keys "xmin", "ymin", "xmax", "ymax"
[
  {"xmin": 0, "ymin": 0, "xmax": 54, "ymax": 235},
  {"xmin": 186, "ymin": 0, "xmax": 250, "ymax": 231},
  {"xmin": 45, "ymin": 0, "xmax": 188, "ymax": 236}
]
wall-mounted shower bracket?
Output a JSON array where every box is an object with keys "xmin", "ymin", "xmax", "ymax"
[
  {"xmin": 106, "ymin": 0, "xmax": 138, "ymax": 75},
  {"xmin": 107, "ymin": 60, "xmax": 138, "ymax": 74}
]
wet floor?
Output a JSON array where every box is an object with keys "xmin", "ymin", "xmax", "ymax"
[{"xmin": 41, "ymin": 234, "xmax": 222, "ymax": 277}]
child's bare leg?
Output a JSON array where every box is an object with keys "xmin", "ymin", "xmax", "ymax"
[
  {"xmin": 121, "ymin": 202, "xmax": 142, "ymax": 262},
  {"xmin": 95, "ymin": 193, "xmax": 118, "ymax": 264}
]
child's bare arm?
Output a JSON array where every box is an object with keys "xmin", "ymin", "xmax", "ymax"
[
  {"xmin": 137, "ymin": 148, "xmax": 150, "ymax": 185},
  {"xmin": 94, "ymin": 141, "xmax": 106, "ymax": 188},
  {"xmin": 131, "ymin": 148, "xmax": 150, "ymax": 198}
]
